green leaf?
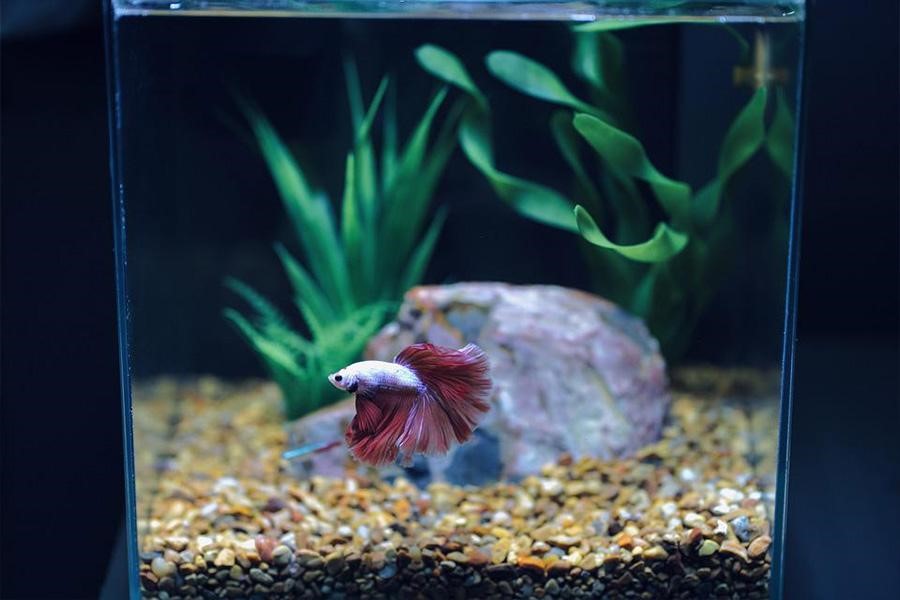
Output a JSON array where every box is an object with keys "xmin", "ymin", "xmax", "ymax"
[
  {"xmin": 766, "ymin": 88, "xmax": 795, "ymax": 179},
  {"xmin": 390, "ymin": 87, "xmax": 448, "ymax": 194},
  {"xmin": 381, "ymin": 80, "xmax": 398, "ymax": 188},
  {"xmin": 399, "ymin": 206, "xmax": 447, "ymax": 292},
  {"xmin": 574, "ymin": 20, "xmax": 749, "ymax": 59},
  {"xmin": 344, "ymin": 64, "xmax": 386, "ymax": 240},
  {"xmin": 223, "ymin": 308, "xmax": 302, "ymax": 377},
  {"xmin": 245, "ymin": 108, "xmax": 354, "ymax": 311},
  {"xmin": 486, "ymin": 51, "xmax": 611, "ymax": 120},
  {"xmin": 549, "ymin": 110, "xmax": 602, "ymax": 217},
  {"xmin": 416, "ymin": 44, "xmax": 487, "ymax": 107},
  {"xmin": 459, "ymin": 111, "xmax": 577, "ymax": 232},
  {"xmin": 573, "ymin": 112, "xmax": 691, "ymax": 227},
  {"xmin": 575, "ymin": 205, "xmax": 688, "ymax": 262},
  {"xmin": 572, "ymin": 31, "xmax": 627, "ymax": 113},
  {"xmin": 380, "ymin": 88, "xmax": 455, "ymax": 286},
  {"xmin": 339, "ymin": 153, "xmax": 366, "ymax": 302},
  {"xmin": 574, "ymin": 17, "xmax": 681, "ymax": 32},
  {"xmin": 692, "ymin": 87, "xmax": 768, "ymax": 226},
  {"xmin": 225, "ymin": 277, "xmax": 292, "ymax": 330},
  {"xmin": 356, "ymin": 76, "xmax": 389, "ymax": 145},
  {"xmin": 273, "ymin": 244, "xmax": 335, "ymax": 331}
]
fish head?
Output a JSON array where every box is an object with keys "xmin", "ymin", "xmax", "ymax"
[{"xmin": 328, "ymin": 367, "xmax": 359, "ymax": 394}]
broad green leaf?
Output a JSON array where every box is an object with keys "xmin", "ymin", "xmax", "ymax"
[
  {"xmin": 575, "ymin": 205, "xmax": 688, "ymax": 262},
  {"xmin": 574, "ymin": 17, "xmax": 681, "ymax": 32},
  {"xmin": 692, "ymin": 87, "xmax": 768, "ymax": 226},
  {"xmin": 459, "ymin": 112, "xmax": 577, "ymax": 232},
  {"xmin": 486, "ymin": 51, "xmax": 610, "ymax": 120},
  {"xmin": 416, "ymin": 44, "xmax": 486, "ymax": 107},
  {"xmin": 549, "ymin": 110, "xmax": 602, "ymax": 217},
  {"xmin": 572, "ymin": 31, "xmax": 627, "ymax": 118},
  {"xmin": 718, "ymin": 87, "xmax": 768, "ymax": 180},
  {"xmin": 400, "ymin": 207, "xmax": 447, "ymax": 293},
  {"xmin": 573, "ymin": 112, "xmax": 691, "ymax": 227},
  {"xmin": 766, "ymin": 88, "xmax": 795, "ymax": 179},
  {"xmin": 246, "ymin": 109, "xmax": 353, "ymax": 310},
  {"xmin": 575, "ymin": 20, "xmax": 749, "ymax": 59}
]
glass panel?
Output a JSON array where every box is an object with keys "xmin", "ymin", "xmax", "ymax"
[{"xmin": 106, "ymin": 2, "xmax": 803, "ymax": 597}]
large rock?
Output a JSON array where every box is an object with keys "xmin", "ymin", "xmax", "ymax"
[{"xmin": 288, "ymin": 283, "xmax": 670, "ymax": 484}]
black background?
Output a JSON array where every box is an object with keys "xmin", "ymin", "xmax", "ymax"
[{"xmin": 1, "ymin": 1, "xmax": 898, "ymax": 598}]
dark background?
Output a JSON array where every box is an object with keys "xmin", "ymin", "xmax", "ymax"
[{"xmin": 1, "ymin": 0, "xmax": 897, "ymax": 598}]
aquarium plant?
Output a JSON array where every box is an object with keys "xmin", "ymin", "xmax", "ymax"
[
  {"xmin": 226, "ymin": 64, "xmax": 458, "ymax": 420},
  {"xmin": 416, "ymin": 26, "xmax": 794, "ymax": 358}
]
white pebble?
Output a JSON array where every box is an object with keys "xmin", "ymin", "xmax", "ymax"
[
  {"xmin": 679, "ymin": 468, "xmax": 697, "ymax": 482},
  {"xmin": 683, "ymin": 512, "xmax": 705, "ymax": 528},
  {"xmin": 714, "ymin": 520, "xmax": 728, "ymax": 536},
  {"xmin": 357, "ymin": 525, "xmax": 371, "ymax": 540},
  {"xmin": 667, "ymin": 517, "xmax": 683, "ymax": 531},
  {"xmin": 196, "ymin": 536, "xmax": 214, "ymax": 550},
  {"xmin": 712, "ymin": 504, "xmax": 733, "ymax": 515},
  {"xmin": 540, "ymin": 478, "xmax": 564, "ymax": 496},
  {"xmin": 660, "ymin": 502, "xmax": 677, "ymax": 518},
  {"xmin": 279, "ymin": 532, "xmax": 296, "ymax": 549},
  {"xmin": 337, "ymin": 525, "xmax": 353, "ymax": 538},
  {"xmin": 200, "ymin": 503, "xmax": 218, "ymax": 518},
  {"xmin": 491, "ymin": 511, "xmax": 511, "ymax": 524},
  {"xmin": 212, "ymin": 477, "xmax": 240, "ymax": 493},
  {"xmin": 719, "ymin": 488, "xmax": 745, "ymax": 503},
  {"xmin": 236, "ymin": 539, "xmax": 256, "ymax": 552}
]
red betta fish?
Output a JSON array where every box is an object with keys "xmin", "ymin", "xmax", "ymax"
[{"xmin": 327, "ymin": 343, "xmax": 491, "ymax": 467}]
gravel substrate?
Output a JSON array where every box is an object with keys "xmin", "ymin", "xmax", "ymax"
[{"xmin": 134, "ymin": 369, "xmax": 779, "ymax": 599}]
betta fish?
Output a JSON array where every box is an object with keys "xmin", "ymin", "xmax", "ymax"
[{"xmin": 328, "ymin": 343, "xmax": 491, "ymax": 467}]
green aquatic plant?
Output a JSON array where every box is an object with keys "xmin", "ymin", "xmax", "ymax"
[
  {"xmin": 226, "ymin": 64, "xmax": 457, "ymax": 420},
  {"xmin": 416, "ymin": 29, "xmax": 794, "ymax": 358}
]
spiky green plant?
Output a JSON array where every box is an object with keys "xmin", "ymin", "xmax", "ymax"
[
  {"xmin": 415, "ymin": 26, "xmax": 794, "ymax": 358},
  {"xmin": 226, "ymin": 64, "xmax": 459, "ymax": 420}
]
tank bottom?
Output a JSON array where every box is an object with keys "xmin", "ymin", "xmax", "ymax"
[{"xmin": 133, "ymin": 368, "xmax": 777, "ymax": 599}]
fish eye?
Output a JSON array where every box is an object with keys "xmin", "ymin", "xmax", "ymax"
[{"xmin": 334, "ymin": 374, "xmax": 343, "ymax": 382}]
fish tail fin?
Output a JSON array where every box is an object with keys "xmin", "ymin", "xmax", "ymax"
[{"xmin": 395, "ymin": 343, "xmax": 491, "ymax": 454}]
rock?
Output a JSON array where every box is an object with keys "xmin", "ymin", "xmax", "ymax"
[
  {"xmin": 285, "ymin": 283, "xmax": 668, "ymax": 483},
  {"xmin": 545, "ymin": 579, "xmax": 561, "ymax": 595},
  {"xmin": 720, "ymin": 540, "xmax": 749, "ymax": 562},
  {"xmin": 255, "ymin": 536, "xmax": 276, "ymax": 563},
  {"xmin": 364, "ymin": 283, "xmax": 667, "ymax": 483},
  {"xmin": 151, "ymin": 557, "xmax": 176, "ymax": 578},
  {"xmin": 325, "ymin": 552, "xmax": 345, "ymax": 575},
  {"xmin": 731, "ymin": 515, "xmax": 752, "ymax": 542},
  {"xmin": 249, "ymin": 568, "xmax": 274, "ymax": 585},
  {"xmin": 214, "ymin": 549, "xmax": 235, "ymax": 567},
  {"xmin": 748, "ymin": 535, "xmax": 772, "ymax": 559},
  {"xmin": 272, "ymin": 544, "xmax": 292, "ymax": 566},
  {"xmin": 698, "ymin": 540, "xmax": 719, "ymax": 556}
]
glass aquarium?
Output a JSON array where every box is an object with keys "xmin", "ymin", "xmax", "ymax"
[{"xmin": 105, "ymin": 1, "xmax": 805, "ymax": 597}]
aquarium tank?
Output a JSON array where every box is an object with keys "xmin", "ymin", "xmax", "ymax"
[{"xmin": 105, "ymin": 1, "xmax": 805, "ymax": 597}]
